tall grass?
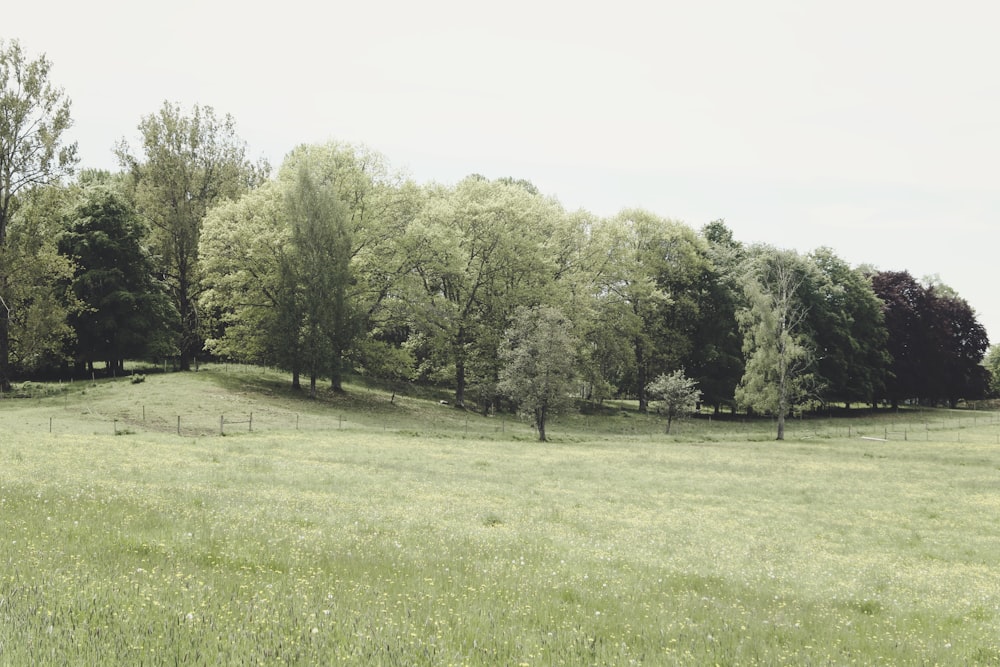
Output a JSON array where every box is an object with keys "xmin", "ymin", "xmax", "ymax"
[{"xmin": 1, "ymin": 369, "xmax": 998, "ymax": 664}]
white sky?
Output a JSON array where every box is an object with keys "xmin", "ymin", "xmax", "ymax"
[{"xmin": 7, "ymin": 0, "xmax": 1000, "ymax": 339}]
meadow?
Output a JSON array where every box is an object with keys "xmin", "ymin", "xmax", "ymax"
[{"xmin": 1, "ymin": 367, "xmax": 999, "ymax": 665}]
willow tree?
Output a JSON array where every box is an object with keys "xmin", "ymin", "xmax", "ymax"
[{"xmin": 0, "ymin": 39, "xmax": 77, "ymax": 388}]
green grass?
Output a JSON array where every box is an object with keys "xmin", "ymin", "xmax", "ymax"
[{"xmin": 1, "ymin": 367, "xmax": 999, "ymax": 664}]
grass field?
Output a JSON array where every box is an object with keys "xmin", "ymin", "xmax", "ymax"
[{"xmin": 1, "ymin": 367, "xmax": 999, "ymax": 665}]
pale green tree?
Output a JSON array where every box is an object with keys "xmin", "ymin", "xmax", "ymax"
[
  {"xmin": 4, "ymin": 186, "xmax": 78, "ymax": 374},
  {"xmin": 277, "ymin": 142, "xmax": 419, "ymax": 390},
  {"xmin": 498, "ymin": 306, "xmax": 579, "ymax": 442},
  {"xmin": 404, "ymin": 176, "xmax": 563, "ymax": 409},
  {"xmin": 587, "ymin": 210, "xmax": 707, "ymax": 412},
  {"xmin": 735, "ymin": 247, "xmax": 817, "ymax": 440},
  {"xmin": 199, "ymin": 182, "xmax": 302, "ymax": 381},
  {"xmin": 984, "ymin": 345, "xmax": 1000, "ymax": 398},
  {"xmin": 646, "ymin": 370, "xmax": 701, "ymax": 434},
  {"xmin": 0, "ymin": 39, "xmax": 77, "ymax": 388},
  {"xmin": 117, "ymin": 101, "xmax": 266, "ymax": 371}
]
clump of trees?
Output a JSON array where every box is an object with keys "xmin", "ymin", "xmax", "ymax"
[{"xmin": 1, "ymin": 39, "xmax": 993, "ymax": 441}]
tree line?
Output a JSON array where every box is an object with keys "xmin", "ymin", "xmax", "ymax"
[{"xmin": 0, "ymin": 40, "xmax": 993, "ymax": 440}]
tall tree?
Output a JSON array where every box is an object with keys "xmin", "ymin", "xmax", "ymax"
[
  {"xmin": 59, "ymin": 184, "xmax": 175, "ymax": 373},
  {"xmin": 116, "ymin": 101, "xmax": 265, "ymax": 371},
  {"xmin": 0, "ymin": 39, "xmax": 77, "ymax": 388},
  {"xmin": 689, "ymin": 220, "xmax": 745, "ymax": 413},
  {"xmin": 588, "ymin": 211, "xmax": 704, "ymax": 412},
  {"xmin": 498, "ymin": 306, "xmax": 579, "ymax": 442},
  {"xmin": 806, "ymin": 249, "xmax": 888, "ymax": 409},
  {"xmin": 405, "ymin": 176, "xmax": 561, "ymax": 408},
  {"xmin": 199, "ymin": 182, "xmax": 300, "ymax": 380},
  {"xmin": 281, "ymin": 155, "xmax": 353, "ymax": 397},
  {"xmin": 3, "ymin": 185, "xmax": 78, "ymax": 375},
  {"xmin": 736, "ymin": 247, "xmax": 816, "ymax": 440},
  {"xmin": 870, "ymin": 270, "xmax": 933, "ymax": 407},
  {"xmin": 277, "ymin": 142, "xmax": 418, "ymax": 390},
  {"xmin": 926, "ymin": 287, "xmax": 989, "ymax": 407}
]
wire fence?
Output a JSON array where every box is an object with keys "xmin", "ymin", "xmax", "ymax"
[{"xmin": 4, "ymin": 368, "xmax": 1000, "ymax": 443}]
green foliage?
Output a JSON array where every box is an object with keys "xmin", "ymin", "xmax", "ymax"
[
  {"xmin": 498, "ymin": 306, "xmax": 579, "ymax": 441},
  {"xmin": 404, "ymin": 176, "xmax": 566, "ymax": 408},
  {"xmin": 736, "ymin": 247, "xmax": 817, "ymax": 439},
  {"xmin": 353, "ymin": 337, "xmax": 415, "ymax": 401},
  {"xmin": 585, "ymin": 210, "xmax": 712, "ymax": 412},
  {"xmin": 0, "ymin": 39, "xmax": 77, "ymax": 388},
  {"xmin": 2, "ymin": 186, "xmax": 79, "ymax": 374},
  {"xmin": 985, "ymin": 345, "xmax": 1000, "ymax": 398},
  {"xmin": 281, "ymin": 150, "xmax": 354, "ymax": 396},
  {"xmin": 200, "ymin": 182, "xmax": 290, "ymax": 365},
  {"xmin": 117, "ymin": 101, "xmax": 266, "ymax": 370},
  {"xmin": 646, "ymin": 369, "xmax": 701, "ymax": 433},
  {"xmin": 59, "ymin": 184, "xmax": 176, "ymax": 368},
  {"xmin": 804, "ymin": 248, "xmax": 889, "ymax": 408}
]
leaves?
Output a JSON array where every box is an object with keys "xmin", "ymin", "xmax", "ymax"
[
  {"xmin": 646, "ymin": 370, "xmax": 701, "ymax": 433},
  {"xmin": 498, "ymin": 306, "xmax": 578, "ymax": 441}
]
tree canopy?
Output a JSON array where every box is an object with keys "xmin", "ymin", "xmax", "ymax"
[{"xmin": 0, "ymin": 44, "xmax": 992, "ymax": 419}]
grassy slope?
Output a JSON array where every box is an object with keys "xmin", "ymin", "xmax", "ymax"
[{"xmin": 1, "ymin": 367, "xmax": 999, "ymax": 665}]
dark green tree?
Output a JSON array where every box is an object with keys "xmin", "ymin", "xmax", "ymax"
[
  {"xmin": 807, "ymin": 248, "xmax": 888, "ymax": 409},
  {"xmin": 926, "ymin": 287, "xmax": 989, "ymax": 407},
  {"xmin": 59, "ymin": 185, "xmax": 175, "ymax": 373},
  {"xmin": 687, "ymin": 220, "xmax": 745, "ymax": 414}
]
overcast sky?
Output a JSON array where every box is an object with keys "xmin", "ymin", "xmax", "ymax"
[{"xmin": 7, "ymin": 0, "xmax": 999, "ymax": 339}]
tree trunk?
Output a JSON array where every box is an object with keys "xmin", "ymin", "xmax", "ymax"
[
  {"xmin": 455, "ymin": 356, "xmax": 466, "ymax": 408},
  {"xmin": 776, "ymin": 412, "xmax": 786, "ymax": 440},
  {"xmin": 329, "ymin": 352, "xmax": 344, "ymax": 393},
  {"xmin": 291, "ymin": 369, "xmax": 301, "ymax": 390},
  {"xmin": 177, "ymin": 271, "xmax": 197, "ymax": 372},
  {"xmin": 309, "ymin": 373, "xmax": 317, "ymax": 399},
  {"xmin": 0, "ymin": 306, "xmax": 10, "ymax": 392},
  {"xmin": 635, "ymin": 336, "xmax": 648, "ymax": 413},
  {"xmin": 536, "ymin": 407, "xmax": 547, "ymax": 442}
]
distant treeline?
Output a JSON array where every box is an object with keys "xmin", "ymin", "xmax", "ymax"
[{"xmin": 0, "ymin": 40, "xmax": 993, "ymax": 417}]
